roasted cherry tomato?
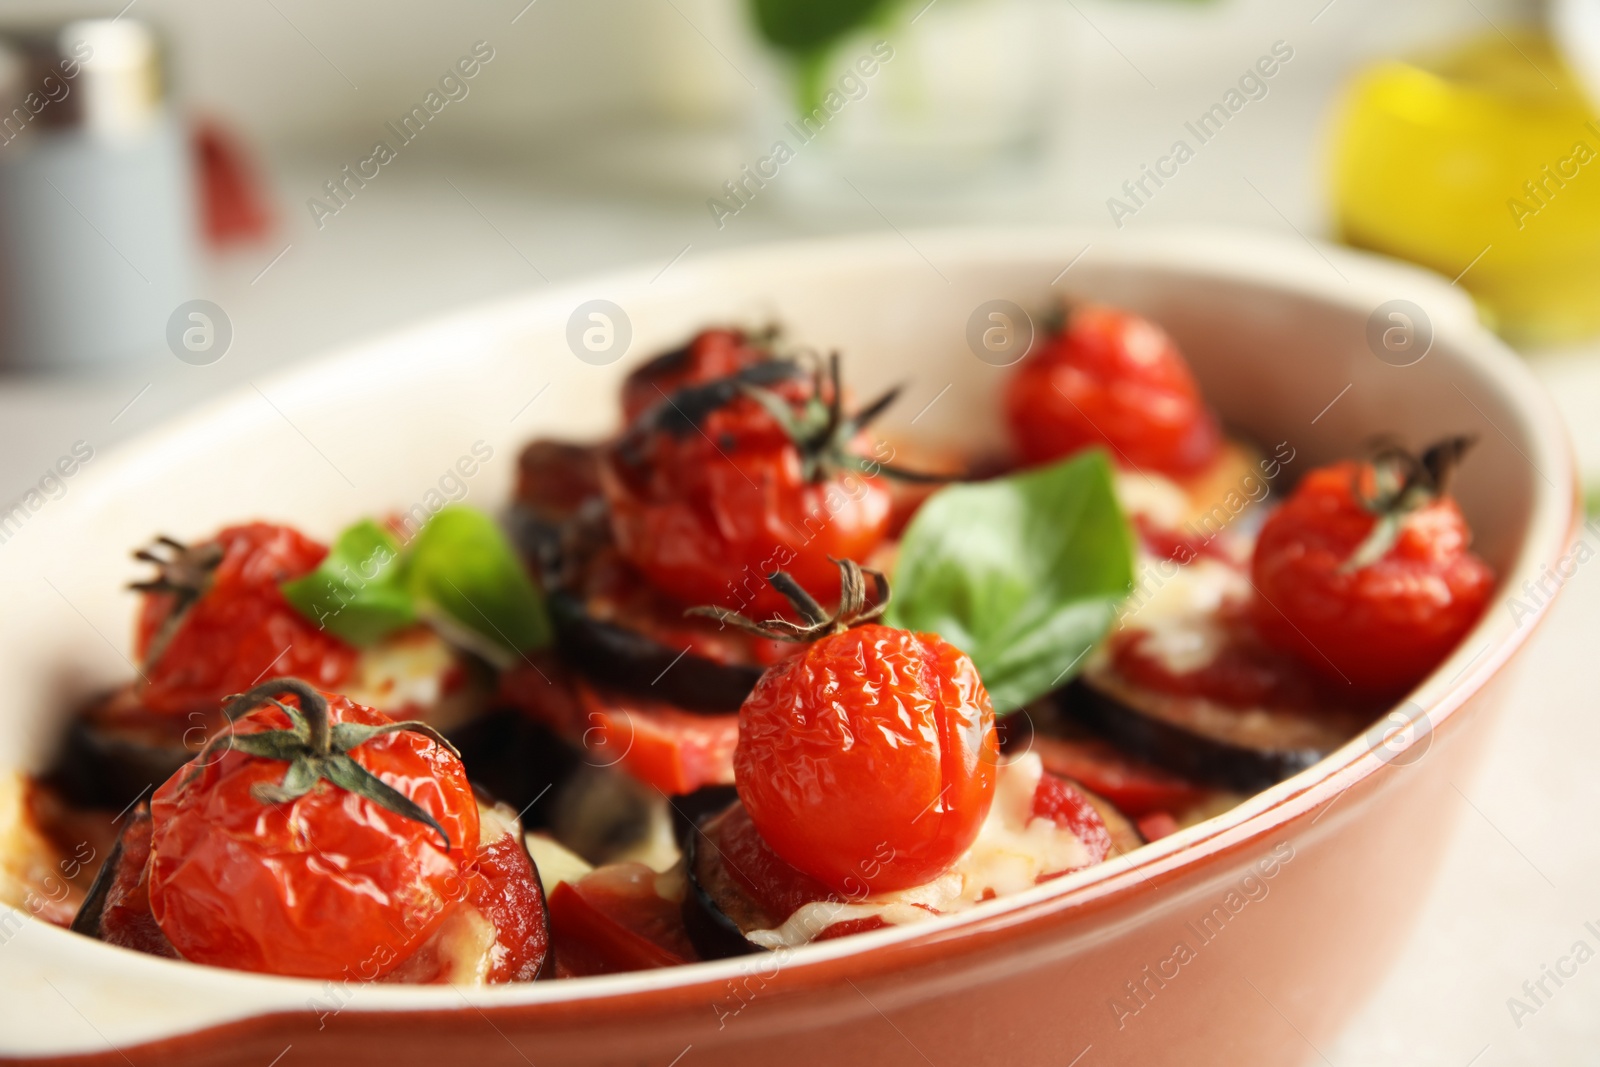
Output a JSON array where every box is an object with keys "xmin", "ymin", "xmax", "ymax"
[
  {"xmin": 134, "ymin": 524, "xmax": 356, "ymax": 716},
  {"xmin": 729, "ymin": 565, "xmax": 998, "ymax": 895},
  {"xmin": 1251, "ymin": 442, "xmax": 1494, "ymax": 696},
  {"xmin": 620, "ymin": 328, "xmax": 770, "ymax": 424},
  {"xmin": 603, "ymin": 358, "xmax": 894, "ymax": 617},
  {"xmin": 147, "ymin": 681, "xmax": 478, "ymax": 979},
  {"xmin": 1005, "ymin": 305, "xmax": 1221, "ymax": 476},
  {"xmin": 737, "ymin": 622, "xmax": 997, "ymax": 894}
]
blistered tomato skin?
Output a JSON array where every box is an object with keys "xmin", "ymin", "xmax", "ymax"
[
  {"xmin": 136, "ymin": 523, "xmax": 356, "ymax": 715},
  {"xmin": 620, "ymin": 328, "xmax": 768, "ymax": 424},
  {"xmin": 734, "ymin": 625, "xmax": 998, "ymax": 895},
  {"xmin": 147, "ymin": 695, "xmax": 478, "ymax": 979},
  {"xmin": 602, "ymin": 426, "xmax": 893, "ymax": 618},
  {"xmin": 1251, "ymin": 461, "xmax": 1495, "ymax": 697},
  {"xmin": 1005, "ymin": 305, "xmax": 1221, "ymax": 476}
]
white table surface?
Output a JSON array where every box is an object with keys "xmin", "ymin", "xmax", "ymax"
[{"xmin": 2, "ymin": 98, "xmax": 1598, "ymax": 1064}]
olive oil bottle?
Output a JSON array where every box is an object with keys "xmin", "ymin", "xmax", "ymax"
[{"xmin": 1331, "ymin": 31, "xmax": 1600, "ymax": 345}]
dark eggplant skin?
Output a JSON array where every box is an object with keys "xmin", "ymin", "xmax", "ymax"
[
  {"xmin": 1060, "ymin": 667, "xmax": 1365, "ymax": 794},
  {"xmin": 506, "ymin": 440, "xmax": 766, "ymax": 717},
  {"xmin": 681, "ymin": 808, "xmax": 766, "ymax": 959},
  {"xmin": 49, "ymin": 693, "xmax": 201, "ymax": 811},
  {"xmin": 68, "ymin": 803, "xmax": 179, "ymax": 958},
  {"xmin": 548, "ymin": 593, "xmax": 762, "ymax": 714},
  {"xmin": 68, "ymin": 810, "xmax": 130, "ymax": 939},
  {"xmin": 668, "ymin": 784, "xmax": 739, "ymax": 850},
  {"xmin": 446, "ymin": 707, "xmax": 580, "ymax": 832}
]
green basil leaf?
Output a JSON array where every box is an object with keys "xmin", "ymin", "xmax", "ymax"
[
  {"xmin": 885, "ymin": 450, "xmax": 1134, "ymax": 714},
  {"xmin": 404, "ymin": 505, "xmax": 552, "ymax": 663},
  {"xmin": 281, "ymin": 520, "xmax": 413, "ymax": 646}
]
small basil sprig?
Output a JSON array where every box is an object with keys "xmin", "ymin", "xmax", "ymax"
[
  {"xmin": 282, "ymin": 520, "xmax": 414, "ymax": 646},
  {"xmin": 282, "ymin": 506, "xmax": 550, "ymax": 663},
  {"xmin": 405, "ymin": 505, "xmax": 552, "ymax": 662},
  {"xmin": 884, "ymin": 450, "xmax": 1134, "ymax": 714}
]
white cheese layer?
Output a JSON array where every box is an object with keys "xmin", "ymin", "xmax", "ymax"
[
  {"xmin": 342, "ymin": 629, "xmax": 457, "ymax": 714},
  {"xmin": 1113, "ymin": 470, "xmax": 1190, "ymax": 528},
  {"xmin": 747, "ymin": 753, "xmax": 1094, "ymax": 950},
  {"xmin": 1115, "ymin": 554, "xmax": 1251, "ymax": 675}
]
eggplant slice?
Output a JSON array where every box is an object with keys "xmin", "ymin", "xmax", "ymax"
[
  {"xmin": 508, "ymin": 439, "xmax": 766, "ymax": 716},
  {"xmin": 446, "ymin": 707, "xmax": 580, "ymax": 831},
  {"xmin": 70, "ymin": 803, "xmax": 180, "ymax": 959},
  {"xmin": 1073, "ymin": 782, "xmax": 1146, "ymax": 857},
  {"xmin": 51, "ymin": 690, "xmax": 204, "ymax": 811},
  {"xmin": 682, "ymin": 805, "xmax": 768, "ymax": 959},
  {"xmin": 682, "ymin": 775, "xmax": 1142, "ymax": 961},
  {"xmin": 68, "ymin": 813, "xmax": 128, "ymax": 941},
  {"xmin": 1062, "ymin": 662, "xmax": 1372, "ymax": 794},
  {"xmin": 548, "ymin": 593, "xmax": 762, "ymax": 714}
]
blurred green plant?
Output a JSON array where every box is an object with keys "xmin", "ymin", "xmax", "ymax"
[
  {"xmin": 748, "ymin": 0, "xmax": 896, "ymax": 113},
  {"xmin": 748, "ymin": 0, "xmax": 1215, "ymax": 113}
]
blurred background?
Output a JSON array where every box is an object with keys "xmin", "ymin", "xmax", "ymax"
[{"xmin": 0, "ymin": 0, "xmax": 1596, "ymax": 1062}]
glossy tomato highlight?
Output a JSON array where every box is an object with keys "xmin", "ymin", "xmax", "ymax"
[
  {"xmin": 1006, "ymin": 305, "xmax": 1221, "ymax": 476},
  {"xmin": 1251, "ymin": 455, "xmax": 1494, "ymax": 696},
  {"xmin": 734, "ymin": 623, "xmax": 998, "ymax": 895},
  {"xmin": 147, "ymin": 687, "xmax": 478, "ymax": 979}
]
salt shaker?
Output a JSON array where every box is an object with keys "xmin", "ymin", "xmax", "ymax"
[{"xmin": 0, "ymin": 19, "xmax": 197, "ymax": 373}]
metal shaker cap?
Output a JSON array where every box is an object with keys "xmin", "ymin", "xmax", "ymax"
[{"xmin": 0, "ymin": 18, "xmax": 165, "ymax": 143}]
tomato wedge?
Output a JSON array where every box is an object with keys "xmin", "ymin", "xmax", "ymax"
[
  {"xmin": 547, "ymin": 864, "xmax": 698, "ymax": 977},
  {"xmin": 1030, "ymin": 773, "xmax": 1113, "ymax": 875},
  {"xmin": 1031, "ymin": 734, "xmax": 1211, "ymax": 818},
  {"xmin": 499, "ymin": 661, "xmax": 737, "ymax": 795},
  {"xmin": 1136, "ymin": 811, "xmax": 1181, "ymax": 842}
]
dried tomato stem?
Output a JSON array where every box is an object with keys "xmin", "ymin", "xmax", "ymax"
[
  {"xmin": 687, "ymin": 558, "xmax": 889, "ymax": 643},
  {"xmin": 1344, "ymin": 435, "xmax": 1477, "ymax": 572},
  {"xmin": 129, "ymin": 535, "xmax": 225, "ymax": 671},
  {"xmin": 225, "ymin": 678, "xmax": 332, "ymax": 753},
  {"xmin": 189, "ymin": 677, "xmax": 457, "ymax": 850}
]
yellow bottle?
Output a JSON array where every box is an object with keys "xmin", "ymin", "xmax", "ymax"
[{"xmin": 1330, "ymin": 31, "xmax": 1600, "ymax": 346}]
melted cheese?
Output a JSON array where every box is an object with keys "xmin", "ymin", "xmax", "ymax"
[
  {"xmin": 524, "ymin": 833, "xmax": 593, "ymax": 893},
  {"xmin": 1116, "ymin": 555, "xmax": 1251, "ymax": 674},
  {"xmin": 1113, "ymin": 470, "xmax": 1190, "ymax": 528},
  {"xmin": 341, "ymin": 630, "xmax": 458, "ymax": 719},
  {"xmin": 747, "ymin": 753, "xmax": 1093, "ymax": 950},
  {"xmin": 425, "ymin": 906, "xmax": 499, "ymax": 987}
]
